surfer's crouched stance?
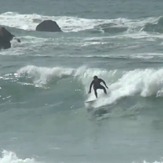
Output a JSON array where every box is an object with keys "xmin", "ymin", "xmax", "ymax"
[{"xmin": 88, "ymin": 76, "xmax": 108, "ymax": 98}]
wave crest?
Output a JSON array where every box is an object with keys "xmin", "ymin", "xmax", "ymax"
[
  {"xmin": 0, "ymin": 150, "xmax": 40, "ymax": 163},
  {"xmin": 16, "ymin": 65, "xmax": 74, "ymax": 87}
]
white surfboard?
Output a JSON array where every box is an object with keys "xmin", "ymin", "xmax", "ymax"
[{"xmin": 85, "ymin": 99, "xmax": 96, "ymax": 103}]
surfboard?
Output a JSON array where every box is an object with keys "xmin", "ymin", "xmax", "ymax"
[{"xmin": 85, "ymin": 99, "xmax": 96, "ymax": 103}]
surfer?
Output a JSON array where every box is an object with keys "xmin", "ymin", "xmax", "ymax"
[{"xmin": 88, "ymin": 75, "xmax": 108, "ymax": 98}]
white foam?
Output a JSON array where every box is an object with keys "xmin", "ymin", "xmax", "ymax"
[
  {"xmin": 0, "ymin": 12, "xmax": 102, "ymax": 32},
  {"xmin": 130, "ymin": 52, "xmax": 163, "ymax": 59},
  {"xmin": 16, "ymin": 65, "xmax": 74, "ymax": 87},
  {"xmin": 0, "ymin": 150, "xmax": 40, "ymax": 163},
  {"xmin": 0, "ymin": 12, "xmax": 40, "ymax": 30},
  {"xmin": 77, "ymin": 67, "xmax": 163, "ymax": 108},
  {"xmin": 0, "ymin": 12, "xmax": 160, "ymax": 33},
  {"xmin": 132, "ymin": 159, "xmax": 163, "ymax": 163},
  {"xmin": 15, "ymin": 66, "xmax": 163, "ymax": 106}
]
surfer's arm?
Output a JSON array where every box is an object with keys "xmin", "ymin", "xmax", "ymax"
[
  {"xmin": 88, "ymin": 81, "xmax": 94, "ymax": 93},
  {"xmin": 101, "ymin": 79, "xmax": 108, "ymax": 88}
]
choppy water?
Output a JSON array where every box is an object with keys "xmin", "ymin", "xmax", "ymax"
[{"xmin": 0, "ymin": 0, "xmax": 163, "ymax": 163}]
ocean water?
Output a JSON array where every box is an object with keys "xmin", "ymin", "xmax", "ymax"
[{"xmin": 0, "ymin": 0, "xmax": 163, "ymax": 163}]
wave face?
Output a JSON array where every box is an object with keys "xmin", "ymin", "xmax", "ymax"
[
  {"xmin": 1, "ymin": 0, "xmax": 163, "ymax": 163},
  {"xmin": 1, "ymin": 65, "xmax": 163, "ymax": 107}
]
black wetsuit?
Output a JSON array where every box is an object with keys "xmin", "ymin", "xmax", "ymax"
[{"xmin": 89, "ymin": 78, "xmax": 107, "ymax": 98}]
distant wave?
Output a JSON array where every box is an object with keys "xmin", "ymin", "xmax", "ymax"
[
  {"xmin": 133, "ymin": 159, "xmax": 163, "ymax": 163},
  {"xmin": 51, "ymin": 52, "xmax": 163, "ymax": 60},
  {"xmin": 93, "ymin": 23, "xmax": 127, "ymax": 33},
  {"xmin": 143, "ymin": 16, "xmax": 163, "ymax": 33},
  {"xmin": 0, "ymin": 12, "xmax": 162, "ymax": 34},
  {"xmin": 0, "ymin": 150, "xmax": 40, "ymax": 163}
]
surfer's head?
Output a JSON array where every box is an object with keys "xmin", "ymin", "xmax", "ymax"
[{"xmin": 93, "ymin": 75, "xmax": 98, "ymax": 79}]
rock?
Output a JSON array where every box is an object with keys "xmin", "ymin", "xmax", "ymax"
[
  {"xmin": 0, "ymin": 27, "xmax": 14, "ymax": 49},
  {"xmin": 36, "ymin": 20, "xmax": 62, "ymax": 32}
]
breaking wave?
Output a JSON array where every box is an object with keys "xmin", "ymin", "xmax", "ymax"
[
  {"xmin": 14, "ymin": 65, "xmax": 163, "ymax": 108},
  {"xmin": 0, "ymin": 12, "xmax": 162, "ymax": 34},
  {"xmin": 0, "ymin": 150, "xmax": 40, "ymax": 163}
]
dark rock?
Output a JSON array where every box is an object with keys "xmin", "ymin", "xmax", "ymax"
[
  {"xmin": 0, "ymin": 27, "xmax": 14, "ymax": 49},
  {"xmin": 36, "ymin": 20, "xmax": 62, "ymax": 32}
]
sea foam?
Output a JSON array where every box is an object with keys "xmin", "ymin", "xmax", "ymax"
[
  {"xmin": 0, "ymin": 150, "xmax": 40, "ymax": 163},
  {"xmin": 0, "ymin": 12, "xmax": 160, "ymax": 33},
  {"xmin": 15, "ymin": 65, "xmax": 163, "ymax": 107}
]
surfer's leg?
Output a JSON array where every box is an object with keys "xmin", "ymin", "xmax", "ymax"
[
  {"xmin": 104, "ymin": 87, "xmax": 107, "ymax": 94},
  {"xmin": 94, "ymin": 88, "xmax": 98, "ymax": 98},
  {"xmin": 100, "ymin": 85, "xmax": 107, "ymax": 94}
]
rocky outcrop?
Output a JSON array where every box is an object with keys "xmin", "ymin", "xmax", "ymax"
[
  {"xmin": 143, "ymin": 17, "xmax": 163, "ymax": 33},
  {"xmin": 0, "ymin": 27, "xmax": 14, "ymax": 49},
  {"xmin": 36, "ymin": 20, "xmax": 62, "ymax": 32},
  {"xmin": 0, "ymin": 27, "xmax": 20, "ymax": 49}
]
